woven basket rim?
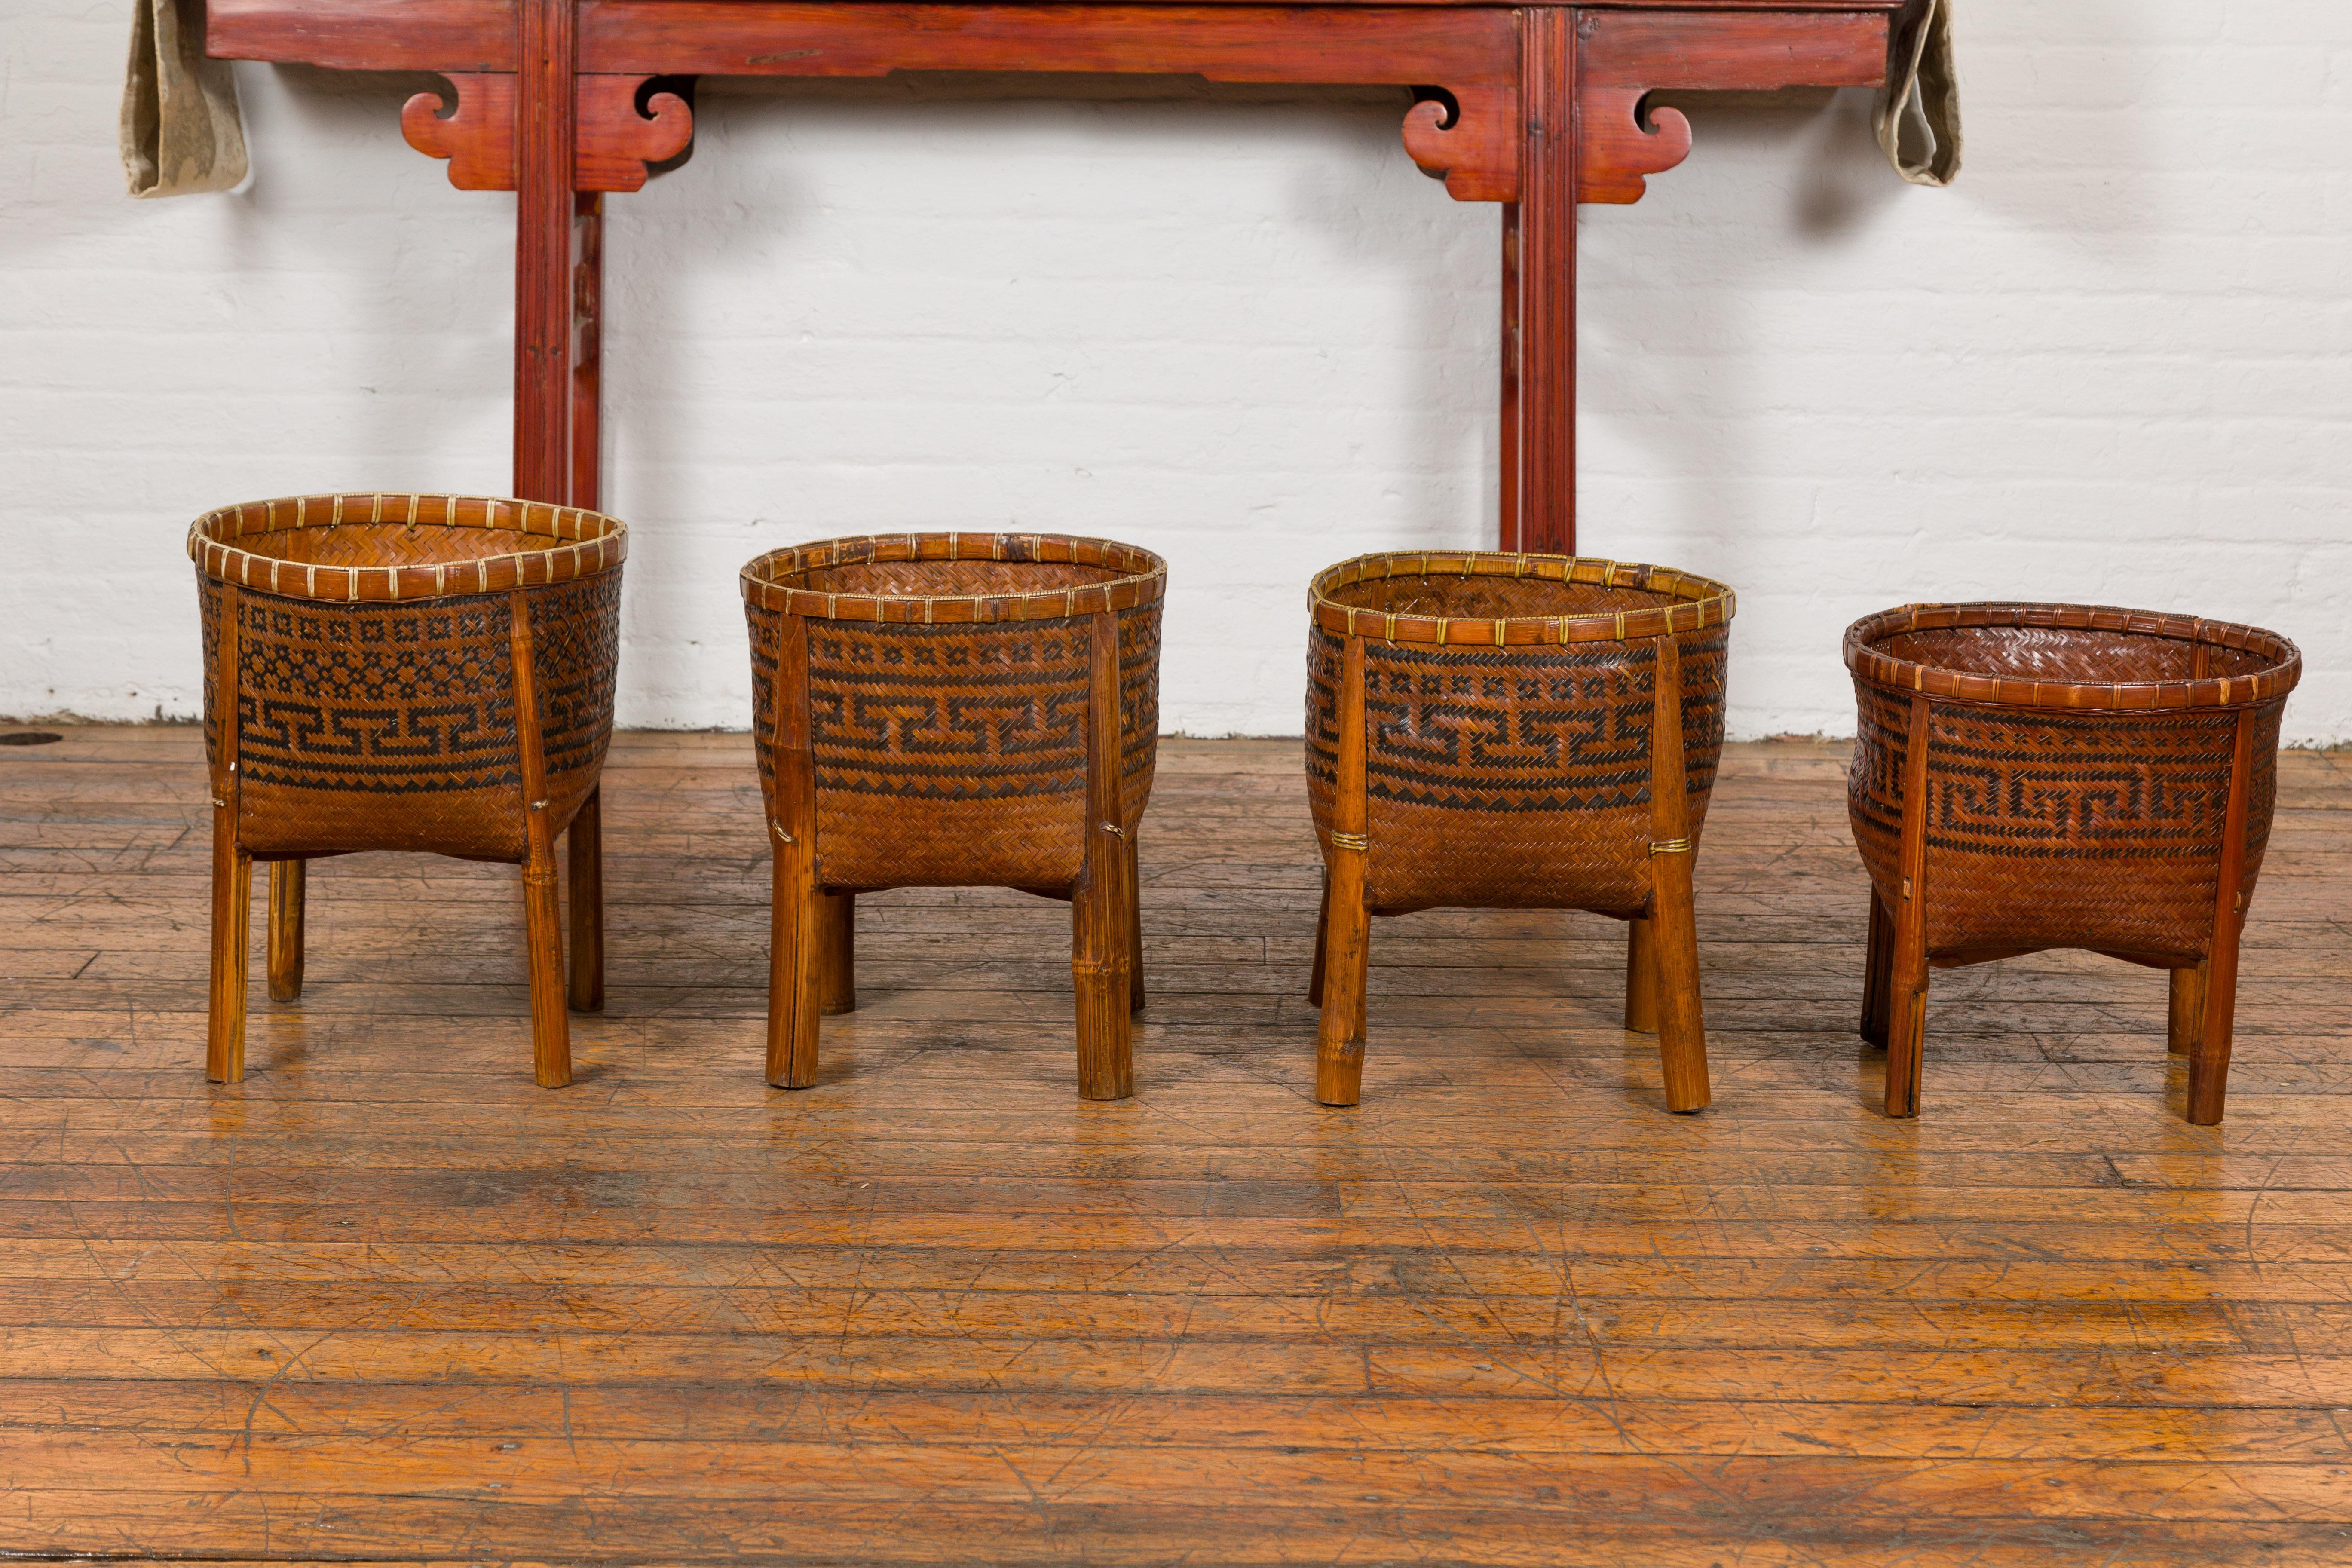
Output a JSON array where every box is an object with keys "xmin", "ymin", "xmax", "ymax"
[
  {"xmin": 1308, "ymin": 551, "xmax": 1736, "ymax": 647},
  {"xmin": 1844, "ymin": 600, "xmax": 2301, "ymax": 711},
  {"xmin": 188, "ymin": 492, "xmax": 627, "ymax": 603},
  {"xmin": 740, "ymin": 531, "xmax": 1167, "ymax": 623}
]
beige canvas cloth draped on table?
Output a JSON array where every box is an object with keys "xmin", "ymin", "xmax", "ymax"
[
  {"xmin": 123, "ymin": 0, "xmax": 1957, "ymax": 193},
  {"xmin": 1879, "ymin": 0, "xmax": 1961, "ymax": 186},
  {"xmin": 120, "ymin": 0, "xmax": 246, "ymax": 196}
]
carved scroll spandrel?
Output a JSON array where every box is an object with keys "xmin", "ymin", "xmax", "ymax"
[
  {"xmin": 1577, "ymin": 86, "xmax": 1690, "ymax": 205},
  {"xmin": 401, "ymin": 73, "xmax": 693, "ymax": 192},
  {"xmin": 1401, "ymin": 84, "xmax": 1518, "ymax": 204}
]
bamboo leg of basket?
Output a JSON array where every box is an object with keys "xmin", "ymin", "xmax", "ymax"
[
  {"xmin": 1308, "ymin": 871, "xmax": 1330, "ymax": 1008},
  {"xmin": 2189, "ymin": 710, "xmax": 2255, "ymax": 1126},
  {"xmin": 266, "ymin": 860, "xmax": 306, "ymax": 1004},
  {"xmin": 1072, "ymin": 609, "xmax": 1135, "ymax": 1100},
  {"xmin": 510, "ymin": 594, "xmax": 572, "ymax": 1088},
  {"xmin": 1316, "ymin": 635, "xmax": 1371, "ymax": 1108},
  {"xmin": 567, "ymin": 787, "xmax": 604, "ymax": 1013},
  {"xmin": 1124, "ymin": 832, "xmax": 1146, "ymax": 1015},
  {"xmin": 818, "ymin": 890, "xmax": 856, "ymax": 1017},
  {"xmin": 2168, "ymin": 960, "xmax": 2207, "ymax": 1057},
  {"xmin": 1623, "ymin": 914, "xmax": 1658, "ymax": 1034},
  {"xmin": 1883, "ymin": 694, "xmax": 1934, "ymax": 1118},
  {"xmin": 1647, "ymin": 632, "xmax": 1709, "ymax": 1114},
  {"xmin": 208, "ymin": 844, "xmax": 251, "ymax": 1083},
  {"xmin": 205, "ymin": 582, "xmax": 249, "ymax": 1084},
  {"xmin": 1860, "ymin": 888, "xmax": 1894, "ymax": 1049},
  {"xmin": 767, "ymin": 615, "xmax": 824, "ymax": 1088}
]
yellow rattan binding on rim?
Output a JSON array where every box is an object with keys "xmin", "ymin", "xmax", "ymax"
[
  {"xmin": 1843, "ymin": 601, "xmax": 2302, "ymax": 713},
  {"xmin": 740, "ymin": 532, "xmax": 1168, "ymax": 624},
  {"xmin": 187, "ymin": 493, "xmax": 628, "ymax": 603},
  {"xmin": 1308, "ymin": 551, "xmax": 1736, "ymax": 647}
]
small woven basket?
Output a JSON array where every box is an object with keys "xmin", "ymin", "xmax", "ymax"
[
  {"xmin": 189, "ymin": 493, "xmax": 627, "ymax": 1090},
  {"xmin": 190, "ymin": 493, "xmax": 626, "ymax": 862},
  {"xmin": 1303, "ymin": 551, "xmax": 1736, "ymax": 1114},
  {"xmin": 1305, "ymin": 552, "xmax": 1734, "ymax": 916},
  {"xmin": 741, "ymin": 533, "xmax": 1165, "ymax": 892},
  {"xmin": 1844, "ymin": 600, "xmax": 2300, "ymax": 1124},
  {"xmin": 740, "ymin": 532, "xmax": 1166, "ymax": 1099}
]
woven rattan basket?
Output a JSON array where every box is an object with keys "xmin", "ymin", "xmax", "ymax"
[
  {"xmin": 190, "ymin": 493, "xmax": 627, "ymax": 1089},
  {"xmin": 1845, "ymin": 601, "xmax": 2300, "ymax": 1125},
  {"xmin": 1304, "ymin": 551, "xmax": 1736, "ymax": 1112},
  {"xmin": 741, "ymin": 532, "xmax": 1166, "ymax": 1099}
]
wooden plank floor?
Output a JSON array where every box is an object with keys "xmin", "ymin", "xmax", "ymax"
[{"xmin": 3, "ymin": 727, "xmax": 2351, "ymax": 1565}]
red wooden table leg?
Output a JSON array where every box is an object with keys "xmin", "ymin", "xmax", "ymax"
[
  {"xmin": 571, "ymin": 191, "xmax": 603, "ymax": 510},
  {"xmin": 1510, "ymin": 6, "xmax": 1577, "ymax": 556},
  {"xmin": 515, "ymin": 0, "xmax": 579, "ymax": 506}
]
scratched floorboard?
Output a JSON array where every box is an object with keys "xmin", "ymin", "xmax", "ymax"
[{"xmin": 2, "ymin": 727, "xmax": 2350, "ymax": 1566}]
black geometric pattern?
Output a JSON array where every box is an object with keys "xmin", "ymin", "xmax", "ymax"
[
  {"xmin": 206, "ymin": 579, "xmax": 524, "ymax": 796},
  {"xmin": 1118, "ymin": 605, "xmax": 1161, "ymax": 806},
  {"xmin": 529, "ymin": 571, "xmax": 623, "ymax": 784},
  {"xmin": 1308, "ymin": 628, "xmax": 1727, "ymax": 815},
  {"xmin": 809, "ymin": 620, "xmax": 1092, "ymax": 802},
  {"xmin": 1847, "ymin": 680, "xmax": 1913, "ymax": 858},
  {"xmin": 2242, "ymin": 701, "xmax": 2283, "ymax": 885},
  {"xmin": 1923, "ymin": 707, "xmax": 2235, "ymax": 861}
]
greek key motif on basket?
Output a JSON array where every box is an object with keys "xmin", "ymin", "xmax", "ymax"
[
  {"xmin": 224, "ymin": 588, "xmax": 525, "ymax": 793},
  {"xmin": 1847, "ymin": 682, "xmax": 1913, "ymax": 851},
  {"xmin": 808, "ymin": 621, "xmax": 1091, "ymax": 800},
  {"xmin": 1118, "ymin": 606, "xmax": 1162, "ymax": 793},
  {"xmin": 1307, "ymin": 631, "xmax": 1728, "ymax": 815},
  {"xmin": 1924, "ymin": 707, "xmax": 2236, "ymax": 859},
  {"xmin": 1362, "ymin": 643, "xmax": 1657, "ymax": 812}
]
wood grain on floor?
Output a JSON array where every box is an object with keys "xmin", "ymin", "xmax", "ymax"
[{"xmin": 2, "ymin": 727, "xmax": 2350, "ymax": 1565}]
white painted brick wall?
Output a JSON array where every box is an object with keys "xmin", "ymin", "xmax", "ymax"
[{"xmin": 5, "ymin": 2, "xmax": 2346, "ymax": 740}]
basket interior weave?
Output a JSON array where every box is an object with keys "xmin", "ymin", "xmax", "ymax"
[
  {"xmin": 1880, "ymin": 624, "xmax": 2278, "ymax": 685},
  {"xmin": 225, "ymin": 524, "xmax": 566, "ymax": 570},
  {"xmin": 1320, "ymin": 573, "xmax": 1672, "ymax": 622},
  {"xmin": 777, "ymin": 559, "xmax": 1123, "ymax": 600}
]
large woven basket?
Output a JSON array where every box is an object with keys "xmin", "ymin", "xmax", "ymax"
[
  {"xmin": 741, "ymin": 532, "xmax": 1166, "ymax": 1099},
  {"xmin": 1304, "ymin": 551, "xmax": 1736, "ymax": 1113},
  {"xmin": 191, "ymin": 494, "xmax": 625, "ymax": 862},
  {"xmin": 1845, "ymin": 600, "xmax": 2300, "ymax": 1124},
  {"xmin": 190, "ymin": 493, "xmax": 627, "ymax": 1090}
]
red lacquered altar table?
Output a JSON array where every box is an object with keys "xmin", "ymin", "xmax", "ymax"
[{"xmin": 205, "ymin": 0, "xmax": 1913, "ymax": 550}]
